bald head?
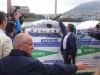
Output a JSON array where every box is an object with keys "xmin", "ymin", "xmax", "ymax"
[
  {"xmin": 13, "ymin": 33, "xmax": 34, "ymax": 55},
  {"xmin": 13, "ymin": 33, "xmax": 30, "ymax": 48}
]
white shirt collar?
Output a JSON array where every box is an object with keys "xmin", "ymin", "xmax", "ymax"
[
  {"xmin": 0, "ymin": 29, "xmax": 5, "ymax": 35},
  {"xmin": 67, "ymin": 32, "xmax": 71, "ymax": 35}
]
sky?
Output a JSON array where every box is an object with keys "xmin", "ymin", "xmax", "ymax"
[{"xmin": 0, "ymin": 0, "xmax": 96, "ymax": 14}]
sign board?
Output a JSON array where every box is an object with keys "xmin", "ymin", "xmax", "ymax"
[
  {"xmin": 25, "ymin": 20, "xmax": 63, "ymax": 64},
  {"xmin": 25, "ymin": 20, "xmax": 100, "ymax": 74},
  {"xmin": 76, "ymin": 21, "xmax": 100, "ymax": 73}
]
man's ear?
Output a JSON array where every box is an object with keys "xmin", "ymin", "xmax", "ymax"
[
  {"xmin": 18, "ymin": 44, "xmax": 23, "ymax": 50},
  {"xmin": 2, "ymin": 20, "xmax": 5, "ymax": 25}
]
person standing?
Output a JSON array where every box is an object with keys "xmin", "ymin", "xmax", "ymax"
[
  {"xmin": 5, "ymin": 21, "xmax": 16, "ymax": 42},
  {"xmin": 57, "ymin": 17, "xmax": 77, "ymax": 64},
  {"xmin": 14, "ymin": 13, "xmax": 22, "ymax": 34},
  {"xmin": 0, "ymin": 33, "xmax": 89, "ymax": 75},
  {"xmin": 0, "ymin": 11, "xmax": 13, "ymax": 59}
]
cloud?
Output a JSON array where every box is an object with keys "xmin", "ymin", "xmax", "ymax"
[
  {"xmin": 59, "ymin": 0, "xmax": 96, "ymax": 5},
  {"xmin": 0, "ymin": 0, "xmax": 7, "ymax": 12},
  {"xmin": 11, "ymin": 0, "xmax": 55, "ymax": 14},
  {"xmin": 0, "ymin": 0, "xmax": 97, "ymax": 14}
]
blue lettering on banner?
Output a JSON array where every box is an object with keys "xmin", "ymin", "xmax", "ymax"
[
  {"xmin": 41, "ymin": 39, "xmax": 58, "ymax": 43},
  {"xmin": 78, "ymin": 41, "xmax": 100, "ymax": 45},
  {"xmin": 34, "ymin": 42, "xmax": 61, "ymax": 47},
  {"xmin": 34, "ymin": 39, "xmax": 60, "ymax": 47},
  {"xmin": 78, "ymin": 39, "xmax": 92, "ymax": 41},
  {"xmin": 44, "ymin": 60, "xmax": 63, "ymax": 64},
  {"xmin": 94, "ymin": 56, "xmax": 100, "ymax": 59}
]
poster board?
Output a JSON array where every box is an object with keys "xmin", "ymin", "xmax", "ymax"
[
  {"xmin": 25, "ymin": 20, "xmax": 63, "ymax": 64},
  {"xmin": 25, "ymin": 20, "xmax": 100, "ymax": 75},
  {"xmin": 76, "ymin": 21, "xmax": 100, "ymax": 74}
]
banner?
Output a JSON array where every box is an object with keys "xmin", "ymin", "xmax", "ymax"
[
  {"xmin": 25, "ymin": 20, "xmax": 100, "ymax": 74},
  {"xmin": 76, "ymin": 21, "xmax": 100, "ymax": 73},
  {"xmin": 25, "ymin": 20, "xmax": 63, "ymax": 64}
]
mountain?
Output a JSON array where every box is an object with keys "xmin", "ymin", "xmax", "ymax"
[{"xmin": 63, "ymin": 1, "xmax": 100, "ymax": 16}]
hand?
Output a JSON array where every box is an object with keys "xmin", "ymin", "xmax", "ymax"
[
  {"xmin": 76, "ymin": 62, "xmax": 89, "ymax": 70},
  {"xmin": 22, "ymin": 17, "xmax": 24, "ymax": 20},
  {"xmin": 57, "ymin": 17, "xmax": 60, "ymax": 22},
  {"xmin": 14, "ymin": 13, "xmax": 20, "ymax": 20},
  {"xmin": 68, "ymin": 55, "xmax": 72, "ymax": 59}
]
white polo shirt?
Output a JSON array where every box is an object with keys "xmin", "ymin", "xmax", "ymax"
[{"xmin": 63, "ymin": 32, "xmax": 71, "ymax": 49}]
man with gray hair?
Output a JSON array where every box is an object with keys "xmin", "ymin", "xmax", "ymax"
[{"xmin": 0, "ymin": 33, "xmax": 89, "ymax": 75}]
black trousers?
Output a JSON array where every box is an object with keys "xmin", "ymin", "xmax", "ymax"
[
  {"xmin": 62, "ymin": 50, "xmax": 75, "ymax": 64},
  {"xmin": 63, "ymin": 50, "xmax": 76, "ymax": 75}
]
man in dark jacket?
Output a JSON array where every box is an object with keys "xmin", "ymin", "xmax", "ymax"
[
  {"xmin": 0, "ymin": 33, "xmax": 88, "ymax": 75},
  {"xmin": 57, "ymin": 17, "xmax": 77, "ymax": 64},
  {"xmin": 5, "ymin": 21, "xmax": 16, "ymax": 42}
]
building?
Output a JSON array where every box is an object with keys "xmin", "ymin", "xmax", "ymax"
[
  {"xmin": 7, "ymin": 0, "xmax": 11, "ymax": 13},
  {"xmin": 12, "ymin": 6, "xmax": 30, "ymax": 14},
  {"xmin": 7, "ymin": 0, "xmax": 30, "ymax": 14}
]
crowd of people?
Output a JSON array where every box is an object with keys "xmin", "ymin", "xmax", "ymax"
[{"xmin": 0, "ymin": 10, "xmax": 99, "ymax": 75}]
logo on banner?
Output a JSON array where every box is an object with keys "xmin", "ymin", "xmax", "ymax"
[{"xmin": 31, "ymin": 49, "xmax": 58, "ymax": 58}]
